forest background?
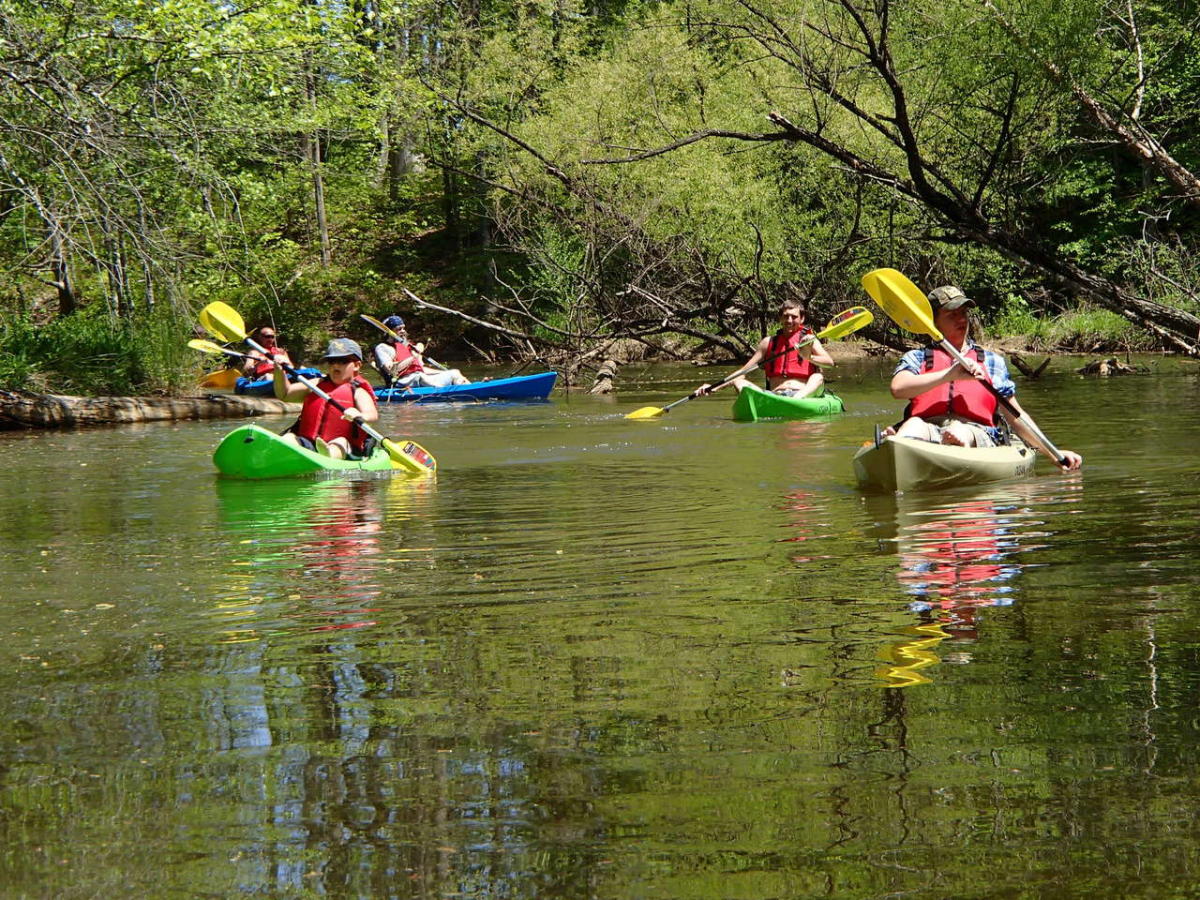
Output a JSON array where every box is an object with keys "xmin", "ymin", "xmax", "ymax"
[{"xmin": 2, "ymin": 0, "xmax": 1200, "ymax": 395}]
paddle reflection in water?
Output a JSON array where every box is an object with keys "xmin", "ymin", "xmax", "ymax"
[
  {"xmin": 866, "ymin": 481, "xmax": 1079, "ymax": 687},
  {"xmin": 212, "ymin": 477, "xmax": 435, "ymax": 642}
]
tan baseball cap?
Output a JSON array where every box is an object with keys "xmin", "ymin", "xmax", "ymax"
[{"xmin": 928, "ymin": 285, "xmax": 976, "ymax": 313}]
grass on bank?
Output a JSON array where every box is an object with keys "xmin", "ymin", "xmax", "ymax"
[
  {"xmin": 0, "ymin": 308, "xmax": 193, "ymax": 395},
  {"xmin": 984, "ymin": 294, "xmax": 1154, "ymax": 352}
]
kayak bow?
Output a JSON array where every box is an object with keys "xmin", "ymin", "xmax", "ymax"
[
  {"xmin": 213, "ymin": 423, "xmax": 420, "ymax": 479},
  {"xmin": 853, "ymin": 434, "xmax": 1036, "ymax": 493},
  {"xmin": 731, "ymin": 383, "xmax": 845, "ymax": 422}
]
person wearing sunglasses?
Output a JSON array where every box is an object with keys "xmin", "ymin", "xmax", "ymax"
[
  {"xmin": 274, "ymin": 338, "xmax": 380, "ymax": 460},
  {"xmin": 241, "ymin": 326, "xmax": 295, "ymax": 378}
]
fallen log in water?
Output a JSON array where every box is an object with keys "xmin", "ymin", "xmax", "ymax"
[
  {"xmin": 588, "ymin": 359, "xmax": 618, "ymax": 395},
  {"xmin": 1075, "ymin": 358, "xmax": 1140, "ymax": 376},
  {"xmin": 0, "ymin": 389, "xmax": 300, "ymax": 430}
]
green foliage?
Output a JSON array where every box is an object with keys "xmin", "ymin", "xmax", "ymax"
[
  {"xmin": 1048, "ymin": 306, "xmax": 1153, "ymax": 350},
  {"xmin": 0, "ymin": 308, "xmax": 191, "ymax": 394},
  {"xmin": 987, "ymin": 293, "xmax": 1050, "ymax": 341},
  {"xmin": 2, "ymin": 0, "xmax": 1198, "ymax": 397}
]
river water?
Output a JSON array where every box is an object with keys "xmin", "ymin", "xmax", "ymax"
[{"xmin": 2, "ymin": 356, "xmax": 1199, "ymax": 897}]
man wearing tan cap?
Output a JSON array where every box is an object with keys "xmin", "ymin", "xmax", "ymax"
[{"xmin": 888, "ymin": 286, "xmax": 1082, "ymax": 470}]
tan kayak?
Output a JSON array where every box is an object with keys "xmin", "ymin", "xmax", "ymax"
[{"xmin": 853, "ymin": 434, "xmax": 1037, "ymax": 493}]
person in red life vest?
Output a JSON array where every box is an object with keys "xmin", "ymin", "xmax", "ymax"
[
  {"xmin": 697, "ymin": 298, "xmax": 834, "ymax": 399},
  {"xmin": 888, "ymin": 285, "xmax": 1082, "ymax": 470},
  {"xmin": 370, "ymin": 315, "xmax": 469, "ymax": 389},
  {"xmin": 240, "ymin": 326, "xmax": 294, "ymax": 378},
  {"xmin": 273, "ymin": 338, "xmax": 379, "ymax": 460}
]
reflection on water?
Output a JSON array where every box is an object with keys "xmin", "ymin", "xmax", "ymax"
[
  {"xmin": 8, "ymin": 366, "xmax": 1200, "ymax": 897},
  {"xmin": 867, "ymin": 481, "xmax": 1081, "ymax": 687},
  {"xmin": 211, "ymin": 477, "xmax": 437, "ymax": 643}
]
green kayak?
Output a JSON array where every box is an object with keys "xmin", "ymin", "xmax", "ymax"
[
  {"xmin": 731, "ymin": 383, "xmax": 845, "ymax": 422},
  {"xmin": 213, "ymin": 423, "xmax": 401, "ymax": 479}
]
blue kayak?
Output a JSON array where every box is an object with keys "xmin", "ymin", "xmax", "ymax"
[
  {"xmin": 376, "ymin": 371, "xmax": 557, "ymax": 403},
  {"xmin": 235, "ymin": 367, "xmax": 322, "ymax": 396}
]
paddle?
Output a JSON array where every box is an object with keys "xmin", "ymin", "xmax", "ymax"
[
  {"xmin": 861, "ymin": 268, "xmax": 1071, "ymax": 468},
  {"xmin": 625, "ymin": 306, "xmax": 874, "ymax": 420},
  {"xmin": 189, "ymin": 338, "xmax": 252, "ymax": 361},
  {"xmin": 360, "ymin": 314, "xmax": 449, "ymax": 372},
  {"xmin": 197, "ymin": 302, "xmax": 437, "ymax": 475}
]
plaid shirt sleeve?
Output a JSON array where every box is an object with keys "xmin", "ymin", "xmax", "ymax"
[
  {"xmin": 982, "ymin": 349, "xmax": 1016, "ymax": 398},
  {"xmin": 893, "ymin": 349, "xmax": 926, "ymax": 377}
]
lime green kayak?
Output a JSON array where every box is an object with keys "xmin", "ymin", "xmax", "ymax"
[
  {"xmin": 731, "ymin": 383, "xmax": 845, "ymax": 422},
  {"xmin": 213, "ymin": 423, "xmax": 400, "ymax": 479}
]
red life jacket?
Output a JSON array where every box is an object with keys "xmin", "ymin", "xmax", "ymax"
[
  {"xmin": 250, "ymin": 347, "xmax": 293, "ymax": 378},
  {"xmin": 294, "ymin": 376, "xmax": 375, "ymax": 452},
  {"xmin": 391, "ymin": 342, "xmax": 424, "ymax": 376},
  {"xmin": 906, "ymin": 346, "xmax": 998, "ymax": 426},
  {"xmin": 763, "ymin": 327, "xmax": 817, "ymax": 381}
]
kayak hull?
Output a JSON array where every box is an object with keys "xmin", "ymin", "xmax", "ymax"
[
  {"xmin": 200, "ymin": 368, "xmax": 240, "ymax": 389},
  {"xmin": 731, "ymin": 383, "xmax": 845, "ymax": 422},
  {"xmin": 853, "ymin": 435, "xmax": 1037, "ymax": 493},
  {"xmin": 235, "ymin": 368, "xmax": 323, "ymax": 396},
  {"xmin": 376, "ymin": 371, "xmax": 557, "ymax": 403},
  {"xmin": 213, "ymin": 424, "xmax": 400, "ymax": 479}
]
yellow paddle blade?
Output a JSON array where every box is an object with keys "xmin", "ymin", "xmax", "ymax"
[
  {"xmin": 625, "ymin": 406, "xmax": 665, "ymax": 420},
  {"xmin": 817, "ymin": 306, "xmax": 873, "ymax": 340},
  {"xmin": 188, "ymin": 338, "xmax": 229, "ymax": 355},
  {"xmin": 861, "ymin": 269, "xmax": 945, "ymax": 341},
  {"xmin": 200, "ymin": 301, "xmax": 248, "ymax": 343},
  {"xmin": 382, "ymin": 438, "xmax": 437, "ymax": 476},
  {"xmin": 361, "ymin": 314, "xmax": 400, "ymax": 341}
]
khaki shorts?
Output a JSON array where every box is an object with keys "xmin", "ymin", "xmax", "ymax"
[{"xmin": 905, "ymin": 416, "xmax": 997, "ymax": 448}]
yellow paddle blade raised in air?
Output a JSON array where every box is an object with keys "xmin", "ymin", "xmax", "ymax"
[
  {"xmin": 361, "ymin": 314, "xmax": 400, "ymax": 341},
  {"xmin": 188, "ymin": 338, "xmax": 233, "ymax": 356},
  {"xmin": 860, "ymin": 269, "xmax": 944, "ymax": 341},
  {"xmin": 816, "ymin": 306, "xmax": 873, "ymax": 341},
  {"xmin": 199, "ymin": 301, "xmax": 248, "ymax": 344}
]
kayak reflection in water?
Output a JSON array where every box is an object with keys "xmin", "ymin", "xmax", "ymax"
[
  {"xmin": 886, "ymin": 285, "xmax": 1082, "ymax": 470},
  {"xmin": 877, "ymin": 494, "xmax": 1026, "ymax": 688},
  {"xmin": 697, "ymin": 294, "xmax": 834, "ymax": 400}
]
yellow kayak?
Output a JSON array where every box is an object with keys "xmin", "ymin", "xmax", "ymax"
[{"xmin": 199, "ymin": 368, "xmax": 240, "ymax": 389}]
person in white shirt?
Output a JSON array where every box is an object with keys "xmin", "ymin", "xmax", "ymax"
[{"xmin": 371, "ymin": 315, "xmax": 469, "ymax": 389}]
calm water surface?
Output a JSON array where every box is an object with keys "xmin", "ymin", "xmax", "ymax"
[{"xmin": 2, "ymin": 357, "xmax": 1200, "ymax": 897}]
